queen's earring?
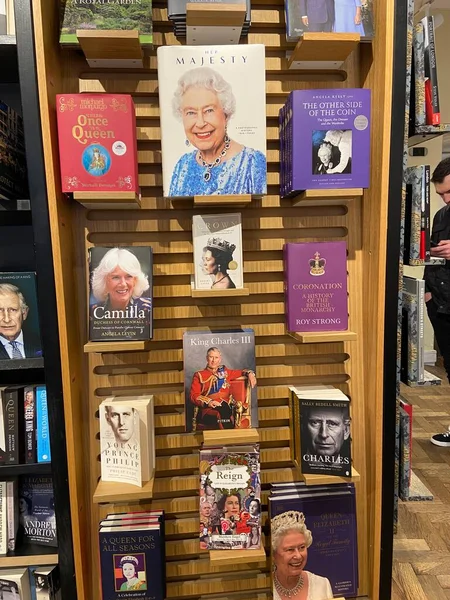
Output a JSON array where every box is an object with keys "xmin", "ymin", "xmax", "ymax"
[{"xmin": 185, "ymin": 139, "xmax": 190, "ymax": 147}]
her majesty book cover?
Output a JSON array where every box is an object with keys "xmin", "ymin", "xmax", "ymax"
[
  {"xmin": 280, "ymin": 89, "xmax": 371, "ymax": 195},
  {"xmin": 192, "ymin": 213, "xmax": 243, "ymax": 290},
  {"xmin": 284, "ymin": 241, "xmax": 348, "ymax": 332},
  {"xmin": 56, "ymin": 94, "xmax": 139, "ymax": 195},
  {"xmin": 157, "ymin": 45, "xmax": 267, "ymax": 197},
  {"xmin": 88, "ymin": 247, "xmax": 153, "ymax": 342}
]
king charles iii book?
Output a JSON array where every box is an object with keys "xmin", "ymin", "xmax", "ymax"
[
  {"xmin": 56, "ymin": 94, "xmax": 139, "ymax": 198},
  {"xmin": 157, "ymin": 45, "xmax": 267, "ymax": 198},
  {"xmin": 284, "ymin": 241, "xmax": 348, "ymax": 332}
]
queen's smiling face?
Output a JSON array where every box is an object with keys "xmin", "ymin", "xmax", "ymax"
[
  {"xmin": 274, "ymin": 531, "xmax": 308, "ymax": 580},
  {"xmin": 181, "ymin": 87, "xmax": 227, "ymax": 152}
]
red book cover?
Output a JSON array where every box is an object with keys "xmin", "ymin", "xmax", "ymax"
[
  {"xmin": 425, "ymin": 80, "xmax": 441, "ymax": 126},
  {"xmin": 56, "ymin": 94, "xmax": 139, "ymax": 195}
]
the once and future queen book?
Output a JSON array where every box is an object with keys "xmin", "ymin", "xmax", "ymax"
[
  {"xmin": 192, "ymin": 213, "xmax": 243, "ymax": 290},
  {"xmin": 88, "ymin": 247, "xmax": 153, "ymax": 342},
  {"xmin": 157, "ymin": 45, "xmax": 267, "ymax": 197},
  {"xmin": 183, "ymin": 329, "xmax": 257, "ymax": 432},
  {"xmin": 284, "ymin": 241, "xmax": 348, "ymax": 332}
]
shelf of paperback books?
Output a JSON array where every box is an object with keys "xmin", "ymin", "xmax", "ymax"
[
  {"xmin": 93, "ymin": 478, "xmax": 154, "ymax": 504},
  {"xmin": 72, "ymin": 191, "xmax": 141, "ymax": 210},
  {"xmin": 186, "ymin": 3, "xmax": 246, "ymax": 46},
  {"xmin": 76, "ymin": 30, "xmax": 143, "ymax": 69},
  {"xmin": 302, "ymin": 467, "xmax": 361, "ymax": 486},
  {"xmin": 191, "ymin": 288, "xmax": 250, "ymax": 298},
  {"xmin": 288, "ymin": 331, "xmax": 357, "ymax": 344},
  {"xmin": 193, "ymin": 194, "xmax": 252, "ymax": 207},
  {"xmin": 84, "ymin": 340, "xmax": 151, "ymax": 353},
  {"xmin": 209, "ymin": 548, "xmax": 267, "ymax": 566},
  {"xmin": 0, "ymin": 463, "xmax": 52, "ymax": 476},
  {"xmin": 288, "ymin": 33, "xmax": 361, "ymax": 70},
  {"xmin": 202, "ymin": 428, "xmax": 259, "ymax": 446},
  {"xmin": 291, "ymin": 188, "xmax": 364, "ymax": 207},
  {"xmin": 0, "ymin": 544, "xmax": 58, "ymax": 568}
]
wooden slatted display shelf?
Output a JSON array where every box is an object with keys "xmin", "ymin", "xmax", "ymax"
[
  {"xmin": 73, "ymin": 191, "xmax": 141, "ymax": 210},
  {"xmin": 76, "ymin": 30, "xmax": 143, "ymax": 69},
  {"xmin": 209, "ymin": 548, "xmax": 267, "ymax": 566},
  {"xmin": 302, "ymin": 467, "xmax": 361, "ymax": 486},
  {"xmin": 93, "ymin": 478, "xmax": 155, "ymax": 504},
  {"xmin": 289, "ymin": 331, "xmax": 357, "ymax": 344},
  {"xmin": 288, "ymin": 32, "xmax": 361, "ymax": 70},
  {"xmin": 186, "ymin": 2, "xmax": 247, "ymax": 45},
  {"xmin": 202, "ymin": 428, "xmax": 259, "ymax": 446},
  {"xmin": 84, "ymin": 340, "xmax": 151, "ymax": 353},
  {"xmin": 191, "ymin": 288, "xmax": 250, "ymax": 298},
  {"xmin": 193, "ymin": 194, "xmax": 252, "ymax": 207},
  {"xmin": 291, "ymin": 188, "xmax": 364, "ymax": 207}
]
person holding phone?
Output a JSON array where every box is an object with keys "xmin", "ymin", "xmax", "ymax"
[{"xmin": 424, "ymin": 158, "xmax": 450, "ymax": 446}]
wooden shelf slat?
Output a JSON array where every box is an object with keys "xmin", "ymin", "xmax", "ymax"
[
  {"xmin": 0, "ymin": 543, "xmax": 58, "ymax": 568},
  {"xmin": 288, "ymin": 32, "xmax": 360, "ymax": 69},
  {"xmin": 93, "ymin": 478, "xmax": 154, "ymax": 504},
  {"xmin": 77, "ymin": 30, "xmax": 143, "ymax": 68},
  {"xmin": 73, "ymin": 191, "xmax": 141, "ymax": 210},
  {"xmin": 291, "ymin": 188, "xmax": 363, "ymax": 206},
  {"xmin": 209, "ymin": 548, "xmax": 267, "ymax": 566},
  {"xmin": 302, "ymin": 467, "xmax": 360, "ymax": 486},
  {"xmin": 202, "ymin": 428, "xmax": 260, "ymax": 446},
  {"xmin": 289, "ymin": 330, "xmax": 357, "ymax": 344},
  {"xmin": 84, "ymin": 340, "xmax": 151, "ymax": 353},
  {"xmin": 193, "ymin": 194, "xmax": 252, "ymax": 207},
  {"xmin": 191, "ymin": 288, "xmax": 250, "ymax": 298}
]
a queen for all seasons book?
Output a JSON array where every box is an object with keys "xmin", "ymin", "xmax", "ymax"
[
  {"xmin": 192, "ymin": 213, "xmax": 243, "ymax": 290},
  {"xmin": 199, "ymin": 444, "xmax": 261, "ymax": 550},
  {"xmin": 284, "ymin": 241, "xmax": 348, "ymax": 332},
  {"xmin": 88, "ymin": 247, "xmax": 153, "ymax": 342},
  {"xmin": 183, "ymin": 329, "xmax": 257, "ymax": 432},
  {"xmin": 157, "ymin": 45, "xmax": 267, "ymax": 198},
  {"xmin": 60, "ymin": 0, "xmax": 153, "ymax": 46},
  {"xmin": 280, "ymin": 89, "xmax": 371, "ymax": 196},
  {"xmin": 56, "ymin": 94, "xmax": 139, "ymax": 197}
]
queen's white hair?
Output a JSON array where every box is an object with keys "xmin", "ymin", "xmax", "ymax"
[
  {"xmin": 0, "ymin": 283, "xmax": 28, "ymax": 314},
  {"xmin": 271, "ymin": 520, "xmax": 313, "ymax": 553},
  {"xmin": 91, "ymin": 248, "xmax": 149, "ymax": 302},
  {"xmin": 172, "ymin": 67, "xmax": 236, "ymax": 121},
  {"xmin": 324, "ymin": 130, "xmax": 343, "ymax": 145}
]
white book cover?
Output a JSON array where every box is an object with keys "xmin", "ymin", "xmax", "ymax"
[
  {"xmin": 99, "ymin": 400, "xmax": 142, "ymax": 487},
  {"xmin": 192, "ymin": 213, "xmax": 243, "ymax": 289},
  {"xmin": 0, "ymin": 481, "xmax": 6, "ymax": 555},
  {"xmin": 157, "ymin": 44, "xmax": 267, "ymax": 197},
  {"xmin": 0, "ymin": 568, "xmax": 32, "ymax": 600},
  {"xmin": 6, "ymin": 479, "xmax": 18, "ymax": 552}
]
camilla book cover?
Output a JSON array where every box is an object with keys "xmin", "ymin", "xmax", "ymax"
[
  {"xmin": 88, "ymin": 247, "xmax": 153, "ymax": 342},
  {"xmin": 183, "ymin": 329, "xmax": 257, "ymax": 432},
  {"xmin": 19, "ymin": 476, "xmax": 57, "ymax": 547},
  {"xmin": 199, "ymin": 445, "xmax": 261, "ymax": 550},
  {"xmin": 56, "ymin": 94, "xmax": 139, "ymax": 196},
  {"xmin": 59, "ymin": 0, "xmax": 153, "ymax": 46},
  {"xmin": 157, "ymin": 45, "xmax": 267, "ymax": 197},
  {"xmin": 284, "ymin": 241, "xmax": 348, "ymax": 332},
  {"xmin": 280, "ymin": 89, "xmax": 371, "ymax": 195},
  {"xmin": 192, "ymin": 213, "xmax": 243, "ymax": 290}
]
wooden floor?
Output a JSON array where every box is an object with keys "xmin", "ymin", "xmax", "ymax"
[{"xmin": 392, "ymin": 364, "xmax": 450, "ymax": 599}]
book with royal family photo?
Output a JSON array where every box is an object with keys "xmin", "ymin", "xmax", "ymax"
[{"xmin": 157, "ymin": 45, "xmax": 267, "ymax": 198}]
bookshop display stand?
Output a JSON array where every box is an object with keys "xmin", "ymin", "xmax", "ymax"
[{"xmin": 20, "ymin": 0, "xmax": 404, "ymax": 598}]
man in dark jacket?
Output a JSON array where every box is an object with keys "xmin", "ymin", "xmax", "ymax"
[
  {"xmin": 299, "ymin": 0, "xmax": 335, "ymax": 32},
  {"xmin": 424, "ymin": 158, "xmax": 450, "ymax": 446}
]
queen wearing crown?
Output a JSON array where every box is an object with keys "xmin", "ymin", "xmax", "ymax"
[
  {"xmin": 118, "ymin": 555, "xmax": 147, "ymax": 591},
  {"xmin": 202, "ymin": 237, "xmax": 237, "ymax": 289},
  {"xmin": 271, "ymin": 511, "xmax": 332, "ymax": 600}
]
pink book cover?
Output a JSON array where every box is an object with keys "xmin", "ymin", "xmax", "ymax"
[
  {"xmin": 284, "ymin": 241, "xmax": 348, "ymax": 332},
  {"xmin": 56, "ymin": 94, "xmax": 139, "ymax": 195}
]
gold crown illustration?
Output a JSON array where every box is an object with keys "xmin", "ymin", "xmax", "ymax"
[
  {"xmin": 309, "ymin": 252, "xmax": 326, "ymax": 276},
  {"xmin": 271, "ymin": 510, "xmax": 306, "ymax": 535},
  {"xmin": 207, "ymin": 237, "xmax": 236, "ymax": 255},
  {"xmin": 120, "ymin": 556, "xmax": 139, "ymax": 566}
]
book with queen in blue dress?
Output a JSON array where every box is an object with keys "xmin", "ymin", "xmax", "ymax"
[{"xmin": 157, "ymin": 45, "xmax": 267, "ymax": 198}]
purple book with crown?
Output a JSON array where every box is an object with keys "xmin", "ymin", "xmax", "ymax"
[
  {"xmin": 280, "ymin": 89, "xmax": 371, "ymax": 196},
  {"xmin": 284, "ymin": 241, "xmax": 348, "ymax": 332}
]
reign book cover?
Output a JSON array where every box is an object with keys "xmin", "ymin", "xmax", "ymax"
[
  {"xmin": 60, "ymin": 0, "xmax": 153, "ymax": 46},
  {"xmin": 183, "ymin": 329, "xmax": 257, "ymax": 432},
  {"xmin": 284, "ymin": 241, "xmax": 348, "ymax": 332},
  {"xmin": 19, "ymin": 476, "xmax": 57, "ymax": 547},
  {"xmin": 157, "ymin": 45, "xmax": 267, "ymax": 197},
  {"xmin": 199, "ymin": 445, "xmax": 261, "ymax": 550},
  {"xmin": 192, "ymin": 213, "xmax": 243, "ymax": 290},
  {"xmin": 88, "ymin": 247, "xmax": 153, "ymax": 342},
  {"xmin": 56, "ymin": 94, "xmax": 139, "ymax": 195}
]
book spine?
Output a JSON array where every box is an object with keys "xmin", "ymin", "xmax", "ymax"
[
  {"xmin": 0, "ymin": 481, "xmax": 6, "ymax": 555},
  {"xmin": 3, "ymin": 388, "xmax": 18, "ymax": 464},
  {"xmin": 284, "ymin": 244, "xmax": 291, "ymax": 330},
  {"xmin": 424, "ymin": 165, "xmax": 431, "ymax": 262},
  {"xmin": 36, "ymin": 386, "xmax": 51, "ymax": 463},
  {"xmin": 413, "ymin": 22, "xmax": 426, "ymax": 127},
  {"xmin": 420, "ymin": 169, "xmax": 426, "ymax": 260},
  {"xmin": 417, "ymin": 279, "xmax": 425, "ymax": 383},
  {"xmin": 403, "ymin": 182, "xmax": 412, "ymax": 264},
  {"xmin": 6, "ymin": 479, "xmax": 17, "ymax": 551},
  {"xmin": 423, "ymin": 16, "xmax": 440, "ymax": 125},
  {"xmin": 399, "ymin": 407, "xmax": 411, "ymax": 500},
  {"xmin": 24, "ymin": 385, "xmax": 36, "ymax": 464},
  {"xmin": 399, "ymin": 398, "xmax": 413, "ymax": 486}
]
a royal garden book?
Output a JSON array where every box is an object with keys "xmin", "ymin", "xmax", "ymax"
[
  {"xmin": 157, "ymin": 45, "xmax": 267, "ymax": 198},
  {"xmin": 284, "ymin": 241, "xmax": 348, "ymax": 333},
  {"xmin": 56, "ymin": 94, "xmax": 139, "ymax": 197},
  {"xmin": 183, "ymin": 329, "xmax": 257, "ymax": 432},
  {"xmin": 60, "ymin": 0, "xmax": 153, "ymax": 46},
  {"xmin": 192, "ymin": 213, "xmax": 243, "ymax": 290},
  {"xmin": 279, "ymin": 89, "xmax": 371, "ymax": 196},
  {"xmin": 19, "ymin": 476, "xmax": 57, "ymax": 547},
  {"xmin": 199, "ymin": 444, "xmax": 261, "ymax": 550},
  {"xmin": 88, "ymin": 247, "xmax": 153, "ymax": 342}
]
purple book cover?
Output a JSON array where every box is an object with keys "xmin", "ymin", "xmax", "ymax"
[
  {"xmin": 284, "ymin": 241, "xmax": 348, "ymax": 332},
  {"xmin": 269, "ymin": 488, "xmax": 358, "ymax": 597},
  {"xmin": 283, "ymin": 89, "xmax": 371, "ymax": 195}
]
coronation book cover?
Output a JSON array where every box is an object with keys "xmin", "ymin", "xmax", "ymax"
[
  {"xmin": 157, "ymin": 45, "xmax": 267, "ymax": 197},
  {"xmin": 88, "ymin": 247, "xmax": 153, "ymax": 342}
]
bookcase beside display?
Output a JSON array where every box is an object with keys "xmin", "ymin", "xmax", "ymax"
[
  {"xmin": 202, "ymin": 428, "xmax": 259, "ymax": 446},
  {"xmin": 76, "ymin": 30, "xmax": 143, "ymax": 69},
  {"xmin": 302, "ymin": 467, "xmax": 361, "ymax": 486},
  {"xmin": 186, "ymin": 2, "xmax": 246, "ymax": 45},
  {"xmin": 73, "ymin": 191, "xmax": 141, "ymax": 210},
  {"xmin": 209, "ymin": 548, "xmax": 267, "ymax": 566},
  {"xmin": 288, "ymin": 331, "xmax": 357, "ymax": 344},
  {"xmin": 288, "ymin": 32, "xmax": 360, "ymax": 70},
  {"xmin": 291, "ymin": 188, "xmax": 364, "ymax": 207}
]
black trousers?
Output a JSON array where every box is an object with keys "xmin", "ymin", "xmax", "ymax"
[
  {"xmin": 426, "ymin": 299, "xmax": 450, "ymax": 383},
  {"xmin": 307, "ymin": 19, "xmax": 333, "ymax": 32}
]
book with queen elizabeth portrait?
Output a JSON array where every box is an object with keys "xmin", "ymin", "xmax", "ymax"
[{"xmin": 157, "ymin": 45, "xmax": 267, "ymax": 198}]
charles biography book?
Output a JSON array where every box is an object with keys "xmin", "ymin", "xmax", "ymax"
[
  {"xmin": 279, "ymin": 89, "xmax": 371, "ymax": 196},
  {"xmin": 60, "ymin": 0, "xmax": 153, "ymax": 46},
  {"xmin": 192, "ymin": 213, "xmax": 243, "ymax": 290},
  {"xmin": 157, "ymin": 45, "xmax": 267, "ymax": 198},
  {"xmin": 183, "ymin": 329, "xmax": 257, "ymax": 432},
  {"xmin": 199, "ymin": 444, "xmax": 261, "ymax": 550},
  {"xmin": 56, "ymin": 94, "xmax": 139, "ymax": 198},
  {"xmin": 19, "ymin": 476, "xmax": 57, "ymax": 547},
  {"xmin": 284, "ymin": 241, "xmax": 348, "ymax": 333},
  {"xmin": 291, "ymin": 385, "xmax": 352, "ymax": 477},
  {"xmin": 269, "ymin": 483, "xmax": 358, "ymax": 597},
  {"xmin": 88, "ymin": 247, "xmax": 153, "ymax": 342}
]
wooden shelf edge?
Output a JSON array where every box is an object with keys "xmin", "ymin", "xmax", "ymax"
[
  {"xmin": 76, "ymin": 29, "xmax": 143, "ymax": 68},
  {"xmin": 186, "ymin": 3, "xmax": 246, "ymax": 27},
  {"xmin": 202, "ymin": 428, "xmax": 259, "ymax": 446},
  {"xmin": 191, "ymin": 288, "xmax": 250, "ymax": 298},
  {"xmin": 288, "ymin": 330, "xmax": 357, "ymax": 344},
  {"xmin": 291, "ymin": 188, "xmax": 363, "ymax": 206},
  {"xmin": 209, "ymin": 548, "xmax": 266, "ymax": 566},
  {"xmin": 73, "ymin": 191, "xmax": 141, "ymax": 210},
  {"xmin": 288, "ymin": 32, "xmax": 360, "ymax": 69},
  {"xmin": 84, "ymin": 340, "xmax": 151, "ymax": 353},
  {"xmin": 93, "ymin": 478, "xmax": 154, "ymax": 504},
  {"xmin": 302, "ymin": 467, "xmax": 360, "ymax": 486},
  {"xmin": 0, "ymin": 553, "xmax": 58, "ymax": 568},
  {"xmin": 193, "ymin": 194, "xmax": 252, "ymax": 206}
]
